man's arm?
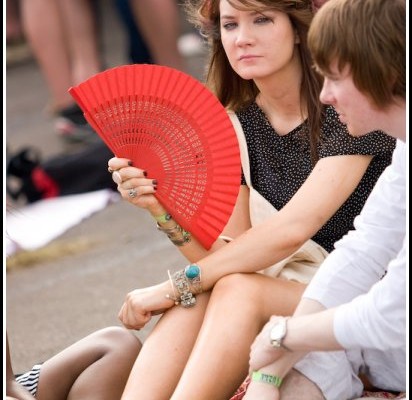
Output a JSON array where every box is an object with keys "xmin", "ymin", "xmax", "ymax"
[
  {"xmin": 246, "ymin": 143, "xmax": 406, "ymax": 398},
  {"xmin": 301, "ymin": 141, "xmax": 405, "ymax": 311}
]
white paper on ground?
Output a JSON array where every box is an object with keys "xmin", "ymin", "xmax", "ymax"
[{"xmin": 5, "ymin": 189, "xmax": 120, "ymax": 257}]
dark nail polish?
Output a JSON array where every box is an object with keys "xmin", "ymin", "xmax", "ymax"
[
  {"xmin": 153, "ymin": 185, "xmax": 157, "ymax": 191},
  {"xmin": 128, "ymin": 160, "xmax": 133, "ymax": 166},
  {"xmin": 152, "ymin": 179, "xmax": 158, "ymax": 185},
  {"xmin": 143, "ymin": 171, "xmax": 148, "ymax": 177}
]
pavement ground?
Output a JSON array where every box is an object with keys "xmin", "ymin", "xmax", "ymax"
[{"xmin": 6, "ymin": 0, "xmax": 207, "ymax": 374}]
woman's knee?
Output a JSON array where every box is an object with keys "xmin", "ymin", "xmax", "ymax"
[
  {"xmin": 94, "ymin": 326, "xmax": 142, "ymax": 356},
  {"xmin": 212, "ymin": 273, "xmax": 262, "ymax": 302},
  {"xmin": 209, "ymin": 274, "xmax": 268, "ymax": 329}
]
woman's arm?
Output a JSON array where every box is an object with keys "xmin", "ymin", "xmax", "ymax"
[
  {"xmin": 198, "ymin": 154, "xmax": 372, "ymax": 288},
  {"xmin": 108, "ymin": 158, "xmax": 252, "ymax": 262},
  {"xmin": 118, "ymin": 154, "xmax": 372, "ymax": 329}
]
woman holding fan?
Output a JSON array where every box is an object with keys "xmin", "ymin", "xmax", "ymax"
[{"xmin": 108, "ymin": 0, "xmax": 395, "ymax": 399}]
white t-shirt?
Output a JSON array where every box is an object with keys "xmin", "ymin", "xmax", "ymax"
[{"xmin": 304, "ymin": 140, "xmax": 406, "ymax": 350}]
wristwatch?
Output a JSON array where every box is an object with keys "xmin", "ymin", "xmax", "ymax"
[{"xmin": 269, "ymin": 317, "xmax": 292, "ymax": 351}]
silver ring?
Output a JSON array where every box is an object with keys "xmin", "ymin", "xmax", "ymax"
[
  {"xmin": 112, "ymin": 171, "xmax": 122, "ymax": 185},
  {"xmin": 128, "ymin": 188, "xmax": 138, "ymax": 198}
]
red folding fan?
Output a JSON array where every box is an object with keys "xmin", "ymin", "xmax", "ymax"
[{"xmin": 69, "ymin": 64, "xmax": 241, "ymax": 249}]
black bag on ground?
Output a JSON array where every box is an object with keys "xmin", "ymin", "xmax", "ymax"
[{"xmin": 6, "ymin": 141, "xmax": 117, "ymax": 204}]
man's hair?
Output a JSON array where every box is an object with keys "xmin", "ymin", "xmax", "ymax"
[{"xmin": 308, "ymin": 0, "xmax": 405, "ymax": 108}]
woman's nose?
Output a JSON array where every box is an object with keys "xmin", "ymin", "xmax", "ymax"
[{"xmin": 235, "ymin": 24, "xmax": 254, "ymax": 47}]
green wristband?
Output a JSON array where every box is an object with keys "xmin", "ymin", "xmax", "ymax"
[
  {"xmin": 251, "ymin": 371, "xmax": 283, "ymax": 388},
  {"xmin": 153, "ymin": 213, "xmax": 171, "ymax": 224}
]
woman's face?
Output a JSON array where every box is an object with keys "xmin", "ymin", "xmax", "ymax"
[{"xmin": 219, "ymin": 0, "xmax": 298, "ymax": 81}]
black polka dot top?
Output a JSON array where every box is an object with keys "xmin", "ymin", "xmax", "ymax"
[{"xmin": 237, "ymin": 102, "xmax": 396, "ymax": 252}]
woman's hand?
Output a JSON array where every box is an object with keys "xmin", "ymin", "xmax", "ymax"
[
  {"xmin": 118, "ymin": 281, "xmax": 176, "ymax": 330},
  {"xmin": 108, "ymin": 157, "xmax": 165, "ymax": 215}
]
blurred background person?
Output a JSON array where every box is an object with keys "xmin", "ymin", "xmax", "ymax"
[
  {"xmin": 6, "ymin": 0, "xmax": 31, "ymax": 65},
  {"xmin": 128, "ymin": 0, "xmax": 186, "ymax": 70},
  {"xmin": 19, "ymin": 0, "xmax": 102, "ymax": 143},
  {"xmin": 114, "ymin": 0, "xmax": 205, "ymax": 70}
]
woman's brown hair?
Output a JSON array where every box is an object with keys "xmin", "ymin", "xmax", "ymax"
[{"xmin": 185, "ymin": 0, "xmax": 324, "ymax": 163}]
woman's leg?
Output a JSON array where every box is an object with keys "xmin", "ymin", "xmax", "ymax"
[
  {"xmin": 36, "ymin": 326, "xmax": 141, "ymax": 400},
  {"xmin": 171, "ymin": 273, "xmax": 306, "ymax": 400},
  {"xmin": 121, "ymin": 292, "xmax": 210, "ymax": 400}
]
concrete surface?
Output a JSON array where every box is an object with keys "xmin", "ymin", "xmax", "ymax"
[{"xmin": 6, "ymin": 0, "xmax": 207, "ymax": 373}]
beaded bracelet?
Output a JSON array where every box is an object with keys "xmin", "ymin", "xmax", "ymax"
[
  {"xmin": 170, "ymin": 229, "xmax": 191, "ymax": 246},
  {"xmin": 156, "ymin": 223, "xmax": 192, "ymax": 246},
  {"xmin": 153, "ymin": 212, "xmax": 172, "ymax": 224},
  {"xmin": 156, "ymin": 223, "xmax": 181, "ymax": 234}
]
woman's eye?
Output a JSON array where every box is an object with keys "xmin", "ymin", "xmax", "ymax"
[
  {"xmin": 222, "ymin": 22, "xmax": 237, "ymax": 30},
  {"xmin": 255, "ymin": 16, "xmax": 272, "ymax": 24}
]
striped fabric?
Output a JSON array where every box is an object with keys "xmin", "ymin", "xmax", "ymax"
[{"xmin": 15, "ymin": 364, "xmax": 42, "ymax": 396}]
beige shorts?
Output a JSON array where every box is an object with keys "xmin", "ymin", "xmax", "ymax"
[{"xmin": 294, "ymin": 348, "xmax": 405, "ymax": 400}]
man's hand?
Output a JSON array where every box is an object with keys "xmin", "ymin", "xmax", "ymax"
[{"xmin": 249, "ymin": 316, "xmax": 287, "ymax": 372}]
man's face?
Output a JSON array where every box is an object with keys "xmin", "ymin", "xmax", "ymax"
[{"xmin": 318, "ymin": 61, "xmax": 382, "ymax": 137}]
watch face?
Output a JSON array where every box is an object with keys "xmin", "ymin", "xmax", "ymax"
[{"xmin": 270, "ymin": 320, "xmax": 286, "ymax": 343}]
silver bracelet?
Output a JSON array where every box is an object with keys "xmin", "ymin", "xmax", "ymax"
[
  {"xmin": 184, "ymin": 264, "xmax": 203, "ymax": 294},
  {"xmin": 166, "ymin": 269, "xmax": 180, "ymax": 306},
  {"xmin": 172, "ymin": 270, "xmax": 196, "ymax": 307}
]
